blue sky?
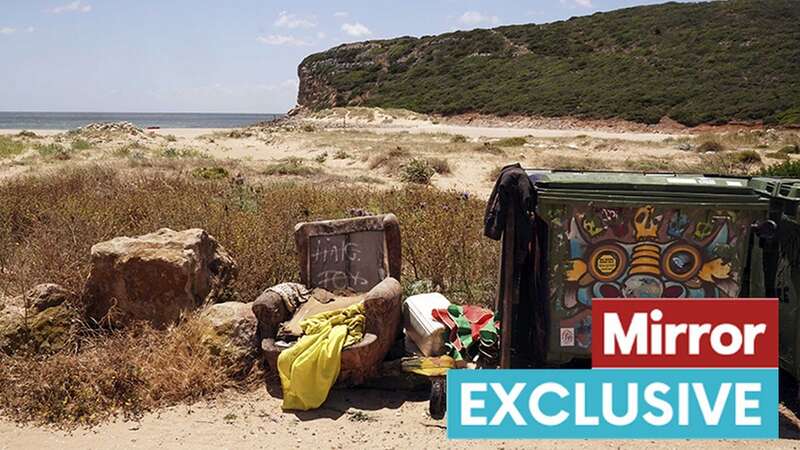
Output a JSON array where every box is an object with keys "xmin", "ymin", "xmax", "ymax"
[{"xmin": 0, "ymin": 0, "xmax": 697, "ymax": 113}]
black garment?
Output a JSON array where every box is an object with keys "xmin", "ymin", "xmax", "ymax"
[{"xmin": 483, "ymin": 163, "xmax": 535, "ymax": 263}]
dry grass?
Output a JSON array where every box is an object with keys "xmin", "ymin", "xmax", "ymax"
[
  {"xmin": 262, "ymin": 157, "xmax": 321, "ymax": 176},
  {"xmin": 0, "ymin": 166, "xmax": 498, "ymax": 426},
  {"xmin": 0, "ymin": 136, "xmax": 26, "ymax": 158},
  {"xmin": 426, "ymin": 157, "xmax": 452, "ymax": 175},
  {"xmin": 0, "ymin": 317, "xmax": 240, "ymax": 427},
  {"xmin": 368, "ymin": 146, "xmax": 411, "ymax": 171}
]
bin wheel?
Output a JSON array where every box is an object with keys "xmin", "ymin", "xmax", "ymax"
[{"xmin": 429, "ymin": 377, "xmax": 446, "ymax": 420}]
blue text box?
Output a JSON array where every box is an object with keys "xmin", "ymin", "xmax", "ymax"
[{"xmin": 447, "ymin": 369, "xmax": 777, "ymax": 440}]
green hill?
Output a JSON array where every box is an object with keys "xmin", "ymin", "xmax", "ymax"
[{"xmin": 297, "ymin": 0, "xmax": 800, "ymax": 126}]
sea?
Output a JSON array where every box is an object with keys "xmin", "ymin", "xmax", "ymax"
[{"xmin": 0, "ymin": 112, "xmax": 285, "ymax": 130}]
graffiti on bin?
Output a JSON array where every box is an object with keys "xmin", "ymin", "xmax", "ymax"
[{"xmin": 545, "ymin": 204, "xmax": 758, "ymax": 350}]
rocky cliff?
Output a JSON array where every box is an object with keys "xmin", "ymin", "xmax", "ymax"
[{"xmin": 297, "ymin": 0, "xmax": 800, "ymax": 126}]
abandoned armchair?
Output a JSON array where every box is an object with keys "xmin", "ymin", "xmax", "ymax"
[{"xmin": 252, "ymin": 214, "xmax": 403, "ymax": 395}]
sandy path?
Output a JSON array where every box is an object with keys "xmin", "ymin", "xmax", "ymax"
[
  {"xmin": 1, "ymin": 386, "xmax": 798, "ymax": 450},
  {"xmin": 361, "ymin": 123, "xmax": 683, "ymax": 142}
]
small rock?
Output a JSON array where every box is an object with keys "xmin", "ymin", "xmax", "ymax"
[
  {"xmin": 199, "ymin": 301, "xmax": 258, "ymax": 374},
  {"xmin": 24, "ymin": 283, "xmax": 74, "ymax": 313}
]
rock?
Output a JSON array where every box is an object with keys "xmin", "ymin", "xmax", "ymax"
[
  {"xmin": 0, "ymin": 305, "xmax": 25, "ymax": 354},
  {"xmin": 24, "ymin": 283, "xmax": 74, "ymax": 313},
  {"xmin": 0, "ymin": 303, "xmax": 78, "ymax": 355},
  {"xmin": 199, "ymin": 302, "xmax": 258, "ymax": 374},
  {"xmin": 84, "ymin": 228, "xmax": 237, "ymax": 328}
]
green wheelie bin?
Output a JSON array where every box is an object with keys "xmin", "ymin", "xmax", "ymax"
[
  {"xmin": 504, "ymin": 170, "xmax": 772, "ymax": 367},
  {"xmin": 750, "ymin": 177, "xmax": 800, "ymax": 385}
]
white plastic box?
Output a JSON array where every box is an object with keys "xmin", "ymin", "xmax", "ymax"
[{"xmin": 402, "ymin": 292, "xmax": 451, "ymax": 356}]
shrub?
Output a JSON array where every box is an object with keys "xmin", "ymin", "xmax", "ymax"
[
  {"xmin": 368, "ymin": 146, "xmax": 410, "ymax": 170},
  {"xmin": 0, "ymin": 136, "xmax": 26, "ymax": 158},
  {"xmin": 732, "ymin": 150, "xmax": 762, "ymax": 165},
  {"xmin": 426, "ymin": 157, "xmax": 452, "ymax": 175},
  {"xmin": 0, "ymin": 318, "xmax": 237, "ymax": 426},
  {"xmin": 696, "ymin": 140, "xmax": 725, "ymax": 153},
  {"xmin": 160, "ymin": 147, "xmax": 207, "ymax": 159},
  {"xmin": 165, "ymin": 134, "xmax": 178, "ymax": 143},
  {"xmin": 759, "ymin": 160, "xmax": 800, "ymax": 177},
  {"xmin": 192, "ymin": 166, "xmax": 229, "ymax": 180},
  {"xmin": 494, "ymin": 137, "xmax": 527, "ymax": 147},
  {"xmin": 450, "ymin": 134, "xmax": 468, "ymax": 143},
  {"xmin": 766, "ymin": 151, "xmax": 791, "ymax": 160},
  {"xmin": 333, "ymin": 150, "xmax": 350, "ymax": 159},
  {"xmin": 400, "ymin": 158, "xmax": 435, "ymax": 184},
  {"xmin": 71, "ymin": 139, "xmax": 92, "ymax": 151},
  {"xmin": 35, "ymin": 143, "xmax": 72, "ymax": 160},
  {"xmin": 263, "ymin": 157, "xmax": 321, "ymax": 176},
  {"xmin": 475, "ymin": 142, "xmax": 505, "ymax": 155},
  {"xmin": 779, "ymin": 144, "xmax": 800, "ymax": 155},
  {"xmin": 314, "ymin": 152, "xmax": 328, "ymax": 163}
]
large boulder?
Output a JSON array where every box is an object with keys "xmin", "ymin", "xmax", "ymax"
[
  {"xmin": 198, "ymin": 301, "xmax": 258, "ymax": 374},
  {"xmin": 84, "ymin": 228, "xmax": 237, "ymax": 328},
  {"xmin": 0, "ymin": 283, "xmax": 78, "ymax": 355}
]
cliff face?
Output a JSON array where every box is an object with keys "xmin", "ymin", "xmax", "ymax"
[{"xmin": 297, "ymin": 0, "xmax": 800, "ymax": 126}]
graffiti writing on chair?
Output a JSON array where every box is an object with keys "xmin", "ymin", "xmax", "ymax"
[
  {"xmin": 308, "ymin": 231, "xmax": 386, "ymax": 292},
  {"xmin": 544, "ymin": 204, "xmax": 759, "ymax": 349}
]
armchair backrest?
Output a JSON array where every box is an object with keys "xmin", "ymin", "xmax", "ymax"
[{"xmin": 294, "ymin": 214, "xmax": 401, "ymax": 293}]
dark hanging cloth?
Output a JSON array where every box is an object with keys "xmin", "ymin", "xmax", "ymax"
[
  {"xmin": 484, "ymin": 164, "xmax": 545, "ymax": 366},
  {"xmin": 484, "ymin": 163, "xmax": 535, "ymax": 263}
]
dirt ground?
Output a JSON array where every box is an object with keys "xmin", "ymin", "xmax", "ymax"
[{"xmin": 2, "ymin": 386, "xmax": 800, "ymax": 449}]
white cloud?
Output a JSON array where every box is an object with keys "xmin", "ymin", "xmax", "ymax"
[
  {"xmin": 47, "ymin": 1, "xmax": 92, "ymax": 14},
  {"xmin": 560, "ymin": 0, "xmax": 593, "ymax": 7},
  {"xmin": 333, "ymin": 12, "xmax": 349, "ymax": 18},
  {"xmin": 274, "ymin": 11, "xmax": 316, "ymax": 29},
  {"xmin": 0, "ymin": 27, "xmax": 16, "ymax": 35},
  {"xmin": 316, "ymin": 31, "xmax": 326, "ymax": 39},
  {"xmin": 341, "ymin": 22, "xmax": 371, "ymax": 37},
  {"xmin": 257, "ymin": 34, "xmax": 311, "ymax": 46},
  {"xmin": 458, "ymin": 11, "xmax": 500, "ymax": 26},
  {"xmin": 25, "ymin": 26, "xmax": 35, "ymax": 33}
]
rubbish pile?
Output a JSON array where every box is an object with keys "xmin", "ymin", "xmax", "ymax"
[{"xmin": 249, "ymin": 213, "xmax": 500, "ymax": 417}]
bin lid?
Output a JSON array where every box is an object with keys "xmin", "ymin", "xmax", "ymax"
[
  {"xmin": 527, "ymin": 169, "xmax": 754, "ymax": 195},
  {"xmin": 750, "ymin": 177, "xmax": 800, "ymax": 200}
]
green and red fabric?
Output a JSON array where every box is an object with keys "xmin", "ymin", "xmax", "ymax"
[{"xmin": 431, "ymin": 304, "xmax": 498, "ymax": 361}]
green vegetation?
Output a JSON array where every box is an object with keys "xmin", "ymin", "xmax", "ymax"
[
  {"xmin": 450, "ymin": 134, "xmax": 468, "ymax": 144},
  {"xmin": 0, "ymin": 136, "xmax": 26, "ymax": 158},
  {"xmin": 71, "ymin": 139, "xmax": 92, "ymax": 151},
  {"xmin": 299, "ymin": 0, "xmax": 800, "ymax": 126},
  {"xmin": 263, "ymin": 157, "xmax": 321, "ymax": 176},
  {"xmin": 494, "ymin": 137, "xmax": 527, "ymax": 147},
  {"xmin": 35, "ymin": 143, "xmax": 72, "ymax": 160},
  {"xmin": 760, "ymin": 160, "xmax": 800, "ymax": 177},
  {"xmin": 400, "ymin": 158, "xmax": 435, "ymax": 184},
  {"xmin": 192, "ymin": 166, "xmax": 229, "ymax": 180},
  {"xmin": 161, "ymin": 147, "xmax": 207, "ymax": 159}
]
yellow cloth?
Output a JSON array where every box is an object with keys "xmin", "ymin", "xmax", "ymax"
[
  {"xmin": 278, "ymin": 302, "xmax": 366, "ymax": 410},
  {"xmin": 401, "ymin": 356, "xmax": 456, "ymax": 377}
]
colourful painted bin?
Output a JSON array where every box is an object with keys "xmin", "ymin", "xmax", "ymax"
[{"xmin": 502, "ymin": 170, "xmax": 772, "ymax": 367}]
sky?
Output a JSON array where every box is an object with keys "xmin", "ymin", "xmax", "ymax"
[{"xmin": 0, "ymin": 0, "xmax": 699, "ymax": 113}]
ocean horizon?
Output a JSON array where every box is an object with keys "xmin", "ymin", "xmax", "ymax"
[{"xmin": 0, "ymin": 111, "xmax": 285, "ymax": 130}]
